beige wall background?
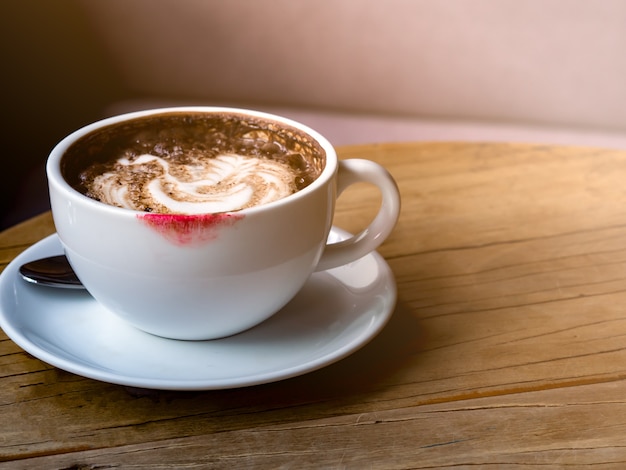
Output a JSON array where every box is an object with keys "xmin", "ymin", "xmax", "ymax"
[
  {"xmin": 3, "ymin": 0, "xmax": 626, "ymax": 228},
  {"xmin": 79, "ymin": 0, "xmax": 626, "ymax": 132}
]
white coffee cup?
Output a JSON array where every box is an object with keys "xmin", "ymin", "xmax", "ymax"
[{"xmin": 47, "ymin": 107, "xmax": 400, "ymax": 340}]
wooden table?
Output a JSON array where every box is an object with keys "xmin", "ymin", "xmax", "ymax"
[{"xmin": 3, "ymin": 142, "xmax": 626, "ymax": 467}]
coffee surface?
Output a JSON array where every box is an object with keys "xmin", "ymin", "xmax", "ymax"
[
  {"xmin": 62, "ymin": 112, "xmax": 325, "ymax": 214},
  {"xmin": 89, "ymin": 153, "xmax": 297, "ymax": 214}
]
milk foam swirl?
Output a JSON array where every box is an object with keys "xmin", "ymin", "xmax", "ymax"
[{"xmin": 88, "ymin": 154, "xmax": 297, "ymax": 214}]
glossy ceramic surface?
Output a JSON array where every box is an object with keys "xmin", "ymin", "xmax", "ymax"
[{"xmin": 0, "ymin": 231, "xmax": 396, "ymax": 390}]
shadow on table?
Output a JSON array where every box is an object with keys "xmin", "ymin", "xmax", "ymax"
[{"xmin": 15, "ymin": 297, "xmax": 424, "ymax": 450}]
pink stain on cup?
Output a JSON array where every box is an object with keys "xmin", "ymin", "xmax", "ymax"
[{"xmin": 138, "ymin": 212, "xmax": 244, "ymax": 246}]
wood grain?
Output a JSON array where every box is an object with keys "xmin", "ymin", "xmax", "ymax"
[{"xmin": 3, "ymin": 142, "xmax": 626, "ymax": 468}]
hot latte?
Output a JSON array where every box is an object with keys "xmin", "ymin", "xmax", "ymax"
[{"xmin": 62, "ymin": 112, "xmax": 326, "ymax": 214}]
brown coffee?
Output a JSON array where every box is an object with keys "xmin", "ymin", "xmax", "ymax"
[{"xmin": 62, "ymin": 111, "xmax": 326, "ymax": 214}]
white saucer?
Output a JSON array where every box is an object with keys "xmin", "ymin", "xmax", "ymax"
[{"xmin": 0, "ymin": 230, "xmax": 396, "ymax": 390}]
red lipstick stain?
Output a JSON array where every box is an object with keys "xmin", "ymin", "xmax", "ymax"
[{"xmin": 138, "ymin": 212, "xmax": 244, "ymax": 246}]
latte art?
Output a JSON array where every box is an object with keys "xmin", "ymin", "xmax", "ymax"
[
  {"xmin": 88, "ymin": 154, "xmax": 298, "ymax": 214},
  {"xmin": 64, "ymin": 111, "xmax": 326, "ymax": 214}
]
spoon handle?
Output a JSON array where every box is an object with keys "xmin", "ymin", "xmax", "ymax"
[{"xmin": 19, "ymin": 255, "xmax": 85, "ymax": 289}]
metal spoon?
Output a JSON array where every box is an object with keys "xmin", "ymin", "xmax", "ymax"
[{"xmin": 19, "ymin": 255, "xmax": 85, "ymax": 289}]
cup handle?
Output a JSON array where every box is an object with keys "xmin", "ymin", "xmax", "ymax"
[{"xmin": 315, "ymin": 159, "xmax": 401, "ymax": 272}]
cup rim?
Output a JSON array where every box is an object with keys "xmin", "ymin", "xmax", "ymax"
[{"xmin": 46, "ymin": 106, "xmax": 338, "ymax": 217}]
